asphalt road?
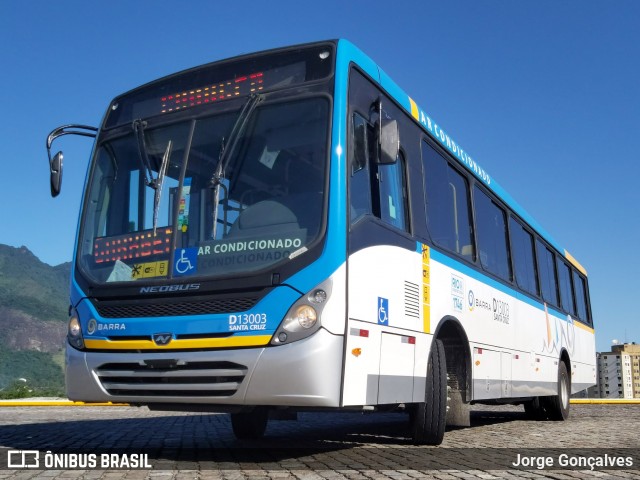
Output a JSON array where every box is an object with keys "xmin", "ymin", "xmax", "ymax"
[{"xmin": 0, "ymin": 404, "xmax": 639, "ymax": 478}]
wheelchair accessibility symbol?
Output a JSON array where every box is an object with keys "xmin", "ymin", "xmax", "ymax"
[
  {"xmin": 378, "ymin": 297, "xmax": 389, "ymax": 325},
  {"xmin": 174, "ymin": 248, "xmax": 197, "ymax": 276}
]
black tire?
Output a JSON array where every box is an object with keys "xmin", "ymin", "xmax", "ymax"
[
  {"xmin": 542, "ymin": 362, "xmax": 570, "ymax": 421},
  {"xmin": 230, "ymin": 407, "xmax": 269, "ymax": 439},
  {"xmin": 524, "ymin": 396, "xmax": 548, "ymax": 420},
  {"xmin": 411, "ymin": 338, "xmax": 447, "ymax": 445}
]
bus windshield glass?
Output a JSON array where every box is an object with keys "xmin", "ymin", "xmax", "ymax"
[{"xmin": 79, "ymin": 96, "xmax": 329, "ymax": 284}]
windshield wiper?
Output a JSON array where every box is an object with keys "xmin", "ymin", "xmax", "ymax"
[
  {"xmin": 209, "ymin": 93, "xmax": 263, "ymax": 238},
  {"xmin": 133, "ymin": 119, "xmax": 158, "ymax": 189},
  {"xmin": 210, "ymin": 93, "xmax": 263, "ymax": 186},
  {"xmin": 132, "ymin": 119, "xmax": 173, "ymax": 235},
  {"xmin": 152, "ymin": 140, "xmax": 172, "ymax": 235}
]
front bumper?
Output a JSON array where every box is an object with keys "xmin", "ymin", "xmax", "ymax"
[{"xmin": 66, "ymin": 328, "xmax": 343, "ymax": 408}]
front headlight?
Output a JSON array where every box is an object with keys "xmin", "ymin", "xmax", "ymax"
[
  {"xmin": 296, "ymin": 305, "xmax": 318, "ymax": 328},
  {"xmin": 271, "ymin": 279, "xmax": 331, "ymax": 345},
  {"xmin": 280, "ymin": 305, "xmax": 318, "ymax": 333},
  {"xmin": 67, "ymin": 307, "xmax": 85, "ymax": 350}
]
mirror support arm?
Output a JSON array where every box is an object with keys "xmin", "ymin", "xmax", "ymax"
[
  {"xmin": 46, "ymin": 124, "xmax": 98, "ymax": 197},
  {"xmin": 46, "ymin": 124, "xmax": 98, "ymax": 162}
]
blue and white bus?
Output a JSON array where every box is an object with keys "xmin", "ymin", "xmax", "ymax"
[{"xmin": 47, "ymin": 40, "xmax": 596, "ymax": 444}]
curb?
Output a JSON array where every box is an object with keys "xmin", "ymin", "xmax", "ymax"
[
  {"xmin": 570, "ymin": 398, "xmax": 640, "ymax": 404},
  {"xmin": 0, "ymin": 401, "xmax": 129, "ymax": 407}
]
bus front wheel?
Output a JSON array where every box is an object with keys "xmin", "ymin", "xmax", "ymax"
[
  {"xmin": 230, "ymin": 407, "xmax": 269, "ymax": 439},
  {"xmin": 411, "ymin": 338, "xmax": 447, "ymax": 445},
  {"xmin": 523, "ymin": 396, "xmax": 547, "ymax": 420},
  {"xmin": 542, "ymin": 361, "xmax": 570, "ymax": 421}
]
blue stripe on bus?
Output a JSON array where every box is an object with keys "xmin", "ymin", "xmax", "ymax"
[
  {"xmin": 282, "ymin": 40, "xmax": 357, "ymax": 293},
  {"xmin": 286, "ymin": 40, "xmax": 400, "ymax": 294},
  {"xmin": 429, "ymin": 246, "xmax": 569, "ymax": 322}
]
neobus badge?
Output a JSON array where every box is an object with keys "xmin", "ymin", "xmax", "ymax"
[
  {"xmin": 152, "ymin": 333, "xmax": 173, "ymax": 346},
  {"xmin": 139, "ymin": 283, "xmax": 200, "ymax": 294}
]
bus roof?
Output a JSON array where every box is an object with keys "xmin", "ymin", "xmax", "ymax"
[{"xmin": 336, "ymin": 39, "xmax": 587, "ymax": 276}]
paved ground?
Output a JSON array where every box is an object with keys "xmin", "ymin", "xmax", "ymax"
[{"xmin": 0, "ymin": 404, "xmax": 638, "ymax": 478}]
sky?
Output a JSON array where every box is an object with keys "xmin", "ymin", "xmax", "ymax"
[{"xmin": 0, "ymin": 0, "xmax": 638, "ymax": 353}]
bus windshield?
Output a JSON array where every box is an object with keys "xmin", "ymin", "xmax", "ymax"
[{"xmin": 79, "ymin": 96, "xmax": 329, "ymax": 284}]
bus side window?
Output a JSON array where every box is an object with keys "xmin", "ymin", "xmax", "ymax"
[
  {"xmin": 350, "ymin": 112, "xmax": 373, "ymax": 223},
  {"xmin": 509, "ymin": 217, "xmax": 539, "ymax": 296},
  {"xmin": 573, "ymin": 271, "xmax": 590, "ymax": 324},
  {"xmin": 557, "ymin": 259, "xmax": 576, "ymax": 316},
  {"xmin": 377, "ymin": 151, "xmax": 408, "ymax": 231},
  {"xmin": 422, "ymin": 140, "xmax": 474, "ymax": 261},
  {"xmin": 474, "ymin": 187, "xmax": 512, "ymax": 282},
  {"xmin": 350, "ymin": 111, "xmax": 409, "ymax": 232},
  {"xmin": 536, "ymin": 239, "xmax": 559, "ymax": 307}
]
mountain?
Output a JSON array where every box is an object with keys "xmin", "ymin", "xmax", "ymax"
[
  {"xmin": 0, "ymin": 244, "xmax": 69, "ymax": 397},
  {"xmin": 0, "ymin": 244, "xmax": 70, "ymax": 321}
]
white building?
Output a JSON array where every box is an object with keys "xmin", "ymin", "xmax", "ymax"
[{"xmin": 594, "ymin": 343, "xmax": 640, "ymax": 399}]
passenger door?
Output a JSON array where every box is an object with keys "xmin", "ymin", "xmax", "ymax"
[{"xmin": 342, "ymin": 68, "xmax": 424, "ymax": 406}]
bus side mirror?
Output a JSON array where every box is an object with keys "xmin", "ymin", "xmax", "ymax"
[
  {"xmin": 45, "ymin": 124, "xmax": 98, "ymax": 198},
  {"xmin": 50, "ymin": 151, "xmax": 63, "ymax": 197},
  {"xmin": 379, "ymin": 118, "xmax": 399, "ymax": 164},
  {"xmin": 371, "ymin": 99, "xmax": 399, "ymax": 164}
]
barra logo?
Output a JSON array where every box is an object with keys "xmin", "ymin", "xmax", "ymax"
[
  {"xmin": 87, "ymin": 319, "xmax": 125, "ymax": 335},
  {"xmin": 152, "ymin": 333, "xmax": 173, "ymax": 346},
  {"xmin": 87, "ymin": 318, "xmax": 97, "ymax": 335},
  {"xmin": 468, "ymin": 290, "xmax": 491, "ymax": 312}
]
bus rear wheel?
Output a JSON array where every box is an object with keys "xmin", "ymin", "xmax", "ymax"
[
  {"xmin": 542, "ymin": 361, "xmax": 570, "ymax": 421},
  {"xmin": 230, "ymin": 407, "xmax": 269, "ymax": 439},
  {"xmin": 524, "ymin": 396, "xmax": 547, "ymax": 420},
  {"xmin": 411, "ymin": 338, "xmax": 447, "ymax": 445}
]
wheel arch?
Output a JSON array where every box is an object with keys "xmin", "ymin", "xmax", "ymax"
[
  {"xmin": 432, "ymin": 315, "xmax": 472, "ymax": 402},
  {"xmin": 559, "ymin": 348, "xmax": 572, "ymax": 393},
  {"xmin": 559, "ymin": 348, "xmax": 572, "ymax": 376}
]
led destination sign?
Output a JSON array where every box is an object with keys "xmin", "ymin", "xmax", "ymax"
[
  {"xmin": 93, "ymin": 228, "xmax": 172, "ymax": 264},
  {"xmin": 105, "ymin": 43, "xmax": 334, "ymax": 129},
  {"xmin": 160, "ymin": 72, "xmax": 264, "ymax": 114}
]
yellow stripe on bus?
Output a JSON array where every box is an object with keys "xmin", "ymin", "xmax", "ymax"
[
  {"xmin": 564, "ymin": 250, "xmax": 587, "ymax": 276},
  {"xmin": 84, "ymin": 335, "xmax": 272, "ymax": 350},
  {"xmin": 570, "ymin": 399, "xmax": 640, "ymax": 404},
  {"xmin": 409, "ymin": 97, "xmax": 419, "ymax": 121},
  {"xmin": 573, "ymin": 321, "xmax": 595, "ymax": 334},
  {"xmin": 422, "ymin": 243, "xmax": 431, "ymax": 333}
]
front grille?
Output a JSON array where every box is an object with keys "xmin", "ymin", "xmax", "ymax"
[
  {"xmin": 94, "ymin": 297, "xmax": 259, "ymax": 318},
  {"xmin": 96, "ymin": 361, "xmax": 247, "ymax": 397}
]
